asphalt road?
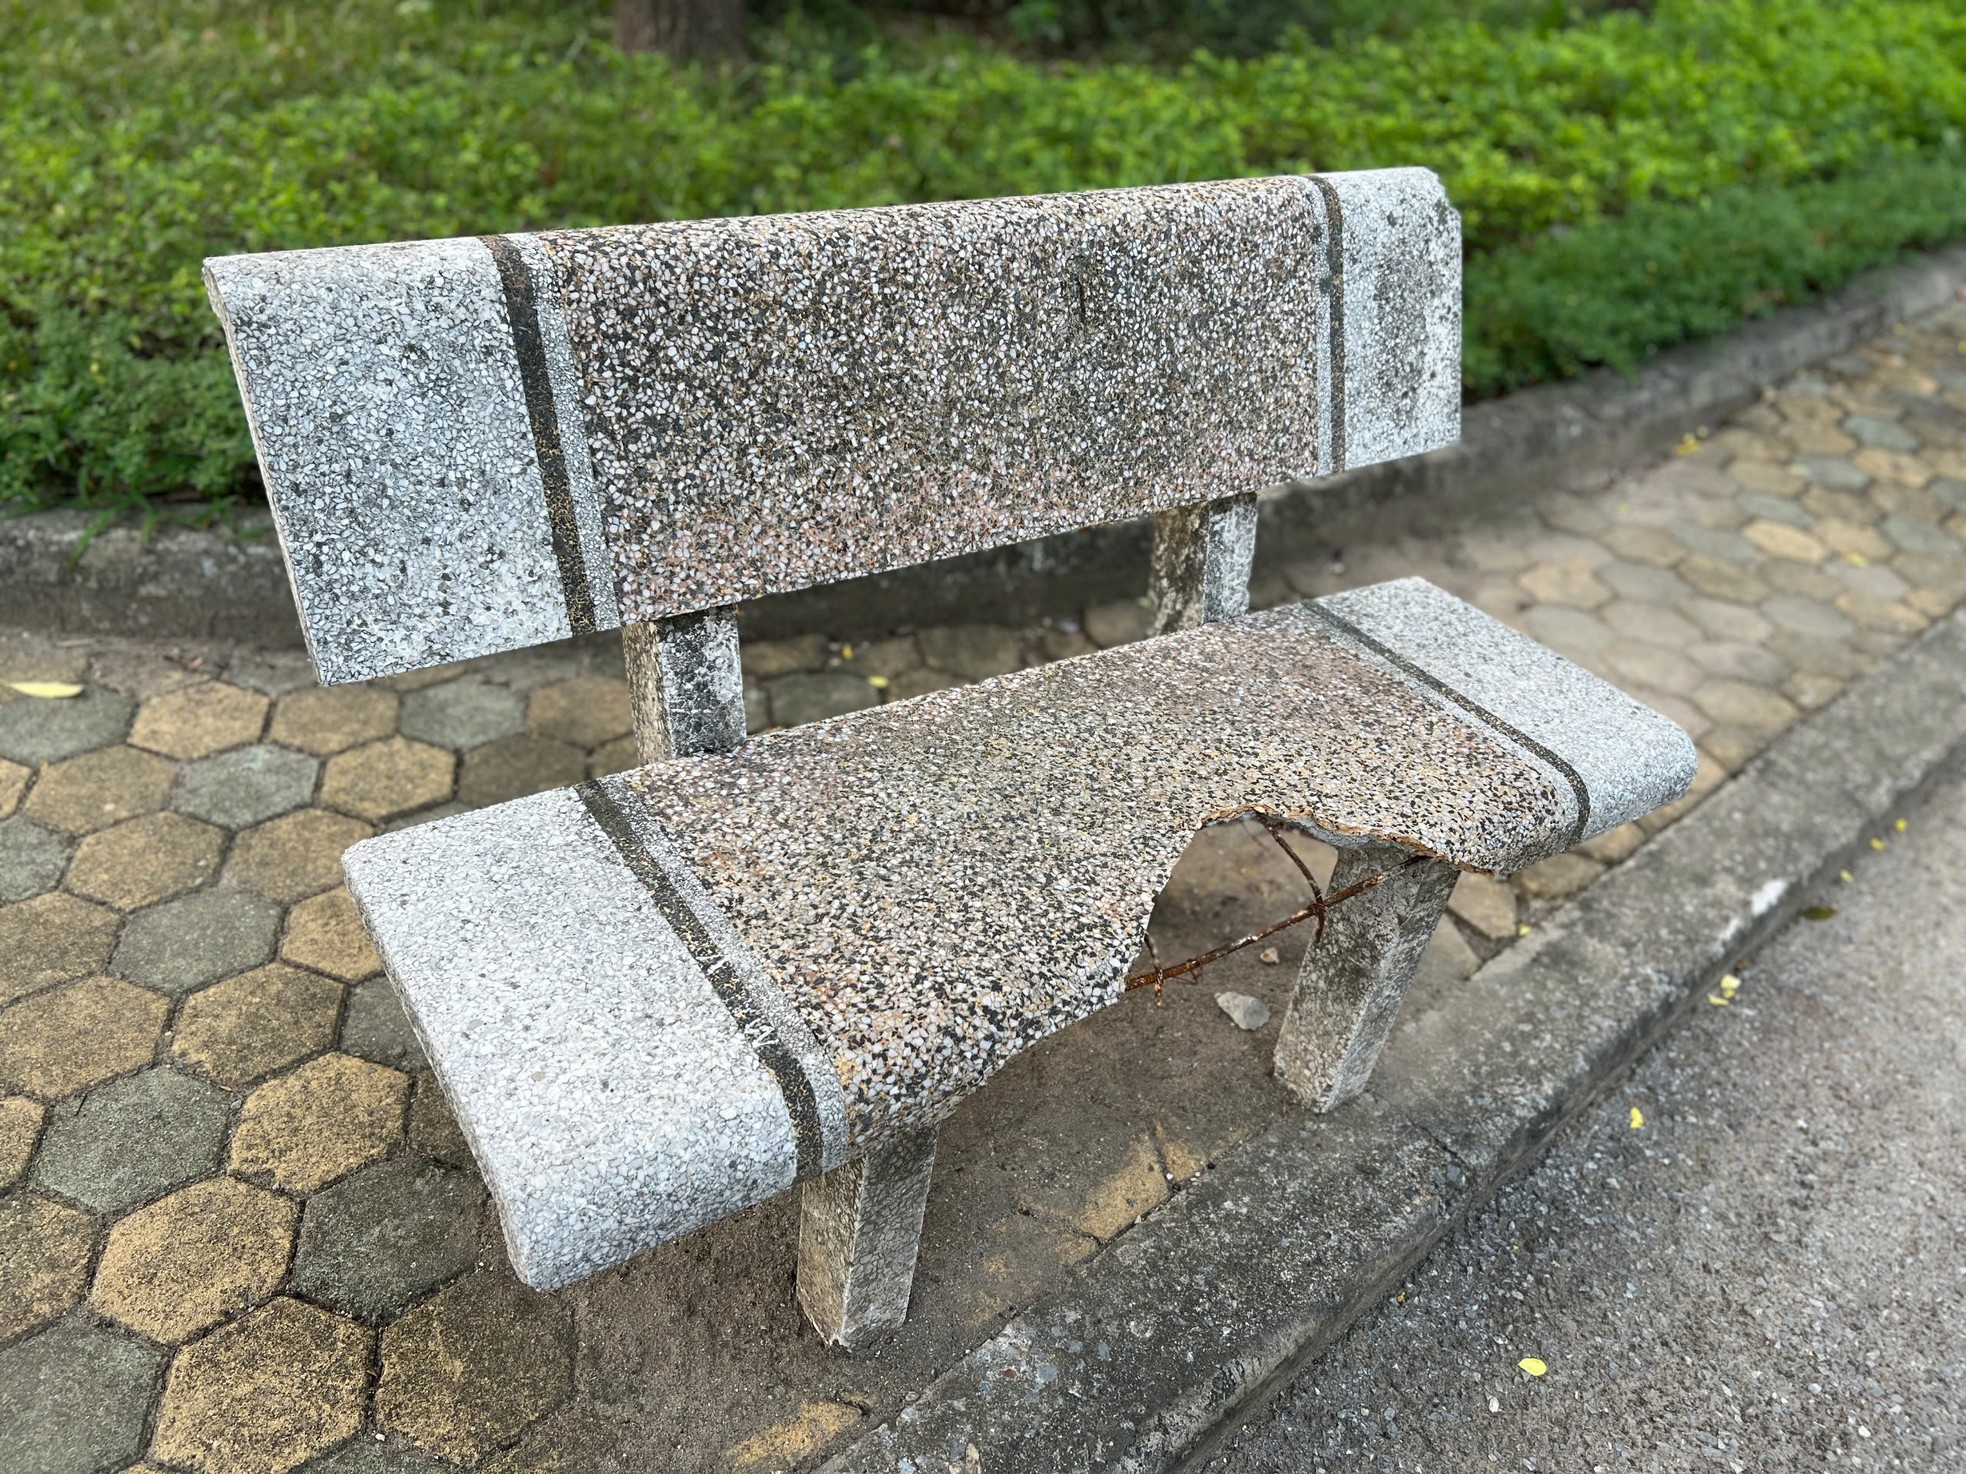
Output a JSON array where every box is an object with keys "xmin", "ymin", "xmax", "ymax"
[{"xmin": 1201, "ymin": 770, "xmax": 1966, "ymax": 1474}]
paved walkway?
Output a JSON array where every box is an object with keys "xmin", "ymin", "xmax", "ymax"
[
  {"xmin": 1204, "ymin": 762, "xmax": 1966, "ymax": 1474},
  {"xmin": 2, "ymin": 298, "xmax": 1965, "ymax": 1472}
]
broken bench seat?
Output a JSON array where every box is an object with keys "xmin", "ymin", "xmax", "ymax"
[
  {"xmin": 344, "ymin": 578, "xmax": 1694, "ymax": 1305},
  {"xmin": 203, "ymin": 164, "xmax": 1695, "ymax": 1346}
]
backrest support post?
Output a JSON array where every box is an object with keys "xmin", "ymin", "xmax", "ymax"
[
  {"xmin": 1149, "ymin": 492, "xmax": 1259, "ymax": 634},
  {"xmin": 623, "ymin": 609, "xmax": 747, "ymax": 763}
]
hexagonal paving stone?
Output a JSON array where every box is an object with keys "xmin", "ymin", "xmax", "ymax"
[
  {"xmin": 171, "ymin": 964, "xmax": 343, "ymax": 1089},
  {"xmin": 1734, "ymin": 491, "xmax": 1812, "ymax": 528},
  {"xmin": 1675, "ymin": 555, "xmax": 1769, "ymax": 603},
  {"xmin": 1594, "ymin": 560, "xmax": 1692, "ymax": 607},
  {"xmin": 400, "ymin": 677, "xmax": 527, "ymax": 750},
  {"xmin": 23, "ymin": 744, "xmax": 176, "ymax": 835},
  {"xmin": 0, "ymin": 1192, "xmax": 96, "ymax": 1339},
  {"xmin": 1842, "ymin": 412, "xmax": 1920, "ymax": 451},
  {"xmin": 456, "ymin": 735, "xmax": 586, "ymax": 809},
  {"xmin": 0, "ymin": 893, "xmax": 121, "ymax": 1007},
  {"xmin": 175, "ymin": 744, "xmax": 322, "ymax": 829},
  {"xmin": 408, "ymin": 1076, "xmax": 472, "ymax": 1166},
  {"xmin": 64, "ymin": 812, "xmax": 223, "ymax": 910},
  {"xmin": 1686, "ymin": 641, "xmax": 1789, "ymax": 684},
  {"xmin": 1878, "ymin": 513, "xmax": 1960, "ymax": 557},
  {"xmin": 588, "ymin": 733, "xmax": 641, "ymax": 777},
  {"xmin": 1811, "ymin": 516, "xmax": 1895, "ymax": 562},
  {"xmin": 0, "ymin": 756, "xmax": 26, "ymax": 818},
  {"xmin": 522, "ymin": 680, "xmax": 629, "ymax": 754},
  {"xmin": 283, "ymin": 888, "xmax": 381, "ymax": 981},
  {"xmin": 130, "ymin": 682, "xmax": 269, "ymax": 760},
  {"xmin": 291, "ymin": 1157, "xmax": 485, "ymax": 1322},
  {"xmin": 768, "ymin": 672, "xmax": 880, "ymax": 727},
  {"xmin": 377, "ymin": 1272, "xmax": 574, "ymax": 1466},
  {"xmin": 0, "ymin": 1316, "xmax": 164, "ymax": 1474},
  {"xmin": 151, "ymin": 1297, "xmax": 371, "ymax": 1474},
  {"xmin": 1599, "ymin": 600, "xmax": 1700, "ymax": 648},
  {"xmin": 0, "ymin": 976, "xmax": 167, "ymax": 1100},
  {"xmin": 321, "ymin": 738, "xmax": 457, "ymax": 824},
  {"xmin": 740, "ymin": 632, "xmax": 829, "ymax": 678},
  {"xmin": 1692, "ymin": 679, "xmax": 1802, "ymax": 735},
  {"xmin": 0, "ymin": 816, "xmax": 65, "ymax": 902},
  {"xmin": 0, "ymin": 687, "xmax": 135, "ymax": 766},
  {"xmin": 1759, "ymin": 559, "xmax": 1843, "ymax": 603},
  {"xmin": 91, "ymin": 1177, "xmax": 297, "ymax": 1343},
  {"xmin": 1519, "ymin": 605, "xmax": 1611, "ymax": 654},
  {"xmin": 1761, "ymin": 593, "xmax": 1858, "ymax": 641},
  {"xmin": 1514, "ymin": 852, "xmax": 1604, "ymax": 901},
  {"xmin": 225, "ymin": 809, "xmax": 373, "ymax": 904},
  {"xmin": 1447, "ymin": 871, "xmax": 1515, "ymax": 940},
  {"xmin": 917, "ymin": 624, "xmax": 1024, "ymax": 680},
  {"xmin": 268, "ymin": 686, "xmax": 400, "ymax": 756},
  {"xmin": 1852, "ymin": 446, "xmax": 1930, "ymax": 488},
  {"xmin": 1741, "ymin": 519, "xmax": 1826, "ymax": 563},
  {"xmin": 0, "ymin": 1094, "xmax": 41, "ymax": 1186},
  {"xmin": 1598, "ymin": 524, "xmax": 1686, "ymax": 567},
  {"xmin": 340, "ymin": 977, "xmax": 426, "ymax": 1072},
  {"xmin": 111, "ymin": 888, "xmax": 282, "ymax": 997},
  {"xmin": 230, "ymin": 1053, "xmax": 409, "ymax": 1193},
  {"xmin": 32, "ymin": 1066, "xmax": 230, "ymax": 1215}
]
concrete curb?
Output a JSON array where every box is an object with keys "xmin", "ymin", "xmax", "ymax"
[
  {"xmin": 5, "ymin": 244, "xmax": 1965, "ymax": 649},
  {"xmin": 820, "ymin": 605, "xmax": 1966, "ymax": 1473}
]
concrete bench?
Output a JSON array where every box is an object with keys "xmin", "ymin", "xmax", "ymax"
[{"xmin": 205, "ymin": 169, "xmax": 1696, "ymax": 1347}]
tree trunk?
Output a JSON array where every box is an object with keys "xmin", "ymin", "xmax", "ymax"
[{"xmin": 613, "ymin": 0, "xmax": 746, "ymax": 63}]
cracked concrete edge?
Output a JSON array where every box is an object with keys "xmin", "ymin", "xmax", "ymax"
[
  {"xmin": 821, "ymin": 604, "xmax": 1966, "ymax": 1474},
  {"xmin": 6, "ymin": 241, "xmax": 1965, "ymax": 650}
]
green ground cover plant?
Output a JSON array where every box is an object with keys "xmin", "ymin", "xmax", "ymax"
[{"xmin": 3, "ymin": 0, "xmax": 1964, "ymax": 513}]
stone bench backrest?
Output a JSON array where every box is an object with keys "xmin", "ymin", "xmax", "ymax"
[{"xmin": 205, "ymin": 169, "xmax": 1460, "ymax": 684}]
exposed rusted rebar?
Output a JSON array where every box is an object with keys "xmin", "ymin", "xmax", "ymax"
[{"xmin": 1122, "ymin": 849, "xmax": 1428, "ymax": 993}]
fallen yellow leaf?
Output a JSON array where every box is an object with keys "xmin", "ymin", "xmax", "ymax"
[
  {"xmin": 1895, "ymin": 818, "xmax": 1907, "ymax": 833},
  {"xmin": 1838, "ymin": 870, "xmax": 1854, "ymax": 883},
  {"xmin": 1629, "ymin": 1107, "xmax": 1644, "ymax": 1129},
  {"xmin": 867, "ymin": 674, "xmax": 890, "ymax": 690},
  {"xmin": 1870, "ymin": 837, "xmax": 1887, "ymax": 851},
  {"xmin": 1843, "ymin": 552, "xmax": 1870, "ymax": 568},
  {"xmin": 1516, "ymin": 922, "xmax": 1533, "ymax": 937},
  {"xmin": 1673, "ymin": 433, "xmax": 1701, "ymax": 456},
  {"xmin": 840, "ymin": 643, "xmax": 855, "ymax": 660},
  {"xmin": 1719, "ymin": 973, "xmax": 1741, "ymax": 1000},
  {"xmin": 1518, "ymin": 1357, "xmax": 1548, "ymax": 1377},
  {"xmin": 3, "ymin": 681, "xmax": 83, "ymax": 699},
  {"xmin": 1708, "ymin": 993, "xmax": 1731, "ymax": 1007}
]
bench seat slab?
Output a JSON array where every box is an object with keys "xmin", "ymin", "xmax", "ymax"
[{"xmin": 345, "ymin": 579, "xmax": 1694, "ymax": 1289}]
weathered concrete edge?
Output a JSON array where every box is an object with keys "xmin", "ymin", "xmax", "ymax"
[
  {"xmin": 822, "ymin": 605, "xmax": 1966, "ymax": 1474},
  {"xmin": 6, "ymin": 242, "xmax": 1964, "ymax": 649}
]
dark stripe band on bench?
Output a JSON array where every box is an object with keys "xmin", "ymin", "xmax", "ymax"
[
  {"xmin": 1308, "ymin": 174, "xmax": 1348, "ymax": 477},
  {"xmin": 575, "ymin": 778, "xmax": 827, "ymax": 1179},
  {"xmin": 1303, "ymin": 603, "xmax": 1592, "ymax": 849},
  {"xmin": 481, "ymin": 233, "xmax": 598, "ymax": 635}
]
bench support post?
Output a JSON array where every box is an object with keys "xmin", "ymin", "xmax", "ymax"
[
  {"xmin": 623, "ymin": 608, "xmax": 746, "ymax": 762},
  {"xmin": 1150, "ymin": 492, "xmax": 1258, "ymax": 634},
  {"xmin": 797, "ymin": 1125, "xmax": 938, "ymax": 1349},
  {"xmin": 1274, "ymin": 840, "xmax": 1459, "ymax": 1111}
]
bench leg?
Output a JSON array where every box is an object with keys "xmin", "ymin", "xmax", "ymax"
[
  {"xmin": 622, "ymin": 607, "xmax": 746, "ymax": 762},
  {"xmin": 1151, "ymin": 491, "xmax": 1258, "ymax": 634},
  {"xmin": 796, "ymin": 1125, "xmax": 938, "ymax": 1349},
  {"xmin": 1273, "ymin": 841, "xmax": 1459, "ymax": 1111}
]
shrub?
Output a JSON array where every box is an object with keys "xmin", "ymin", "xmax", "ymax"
[{"xmin": 2, "ymin": 0, "xmax": 1964, "ymax": 510}]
